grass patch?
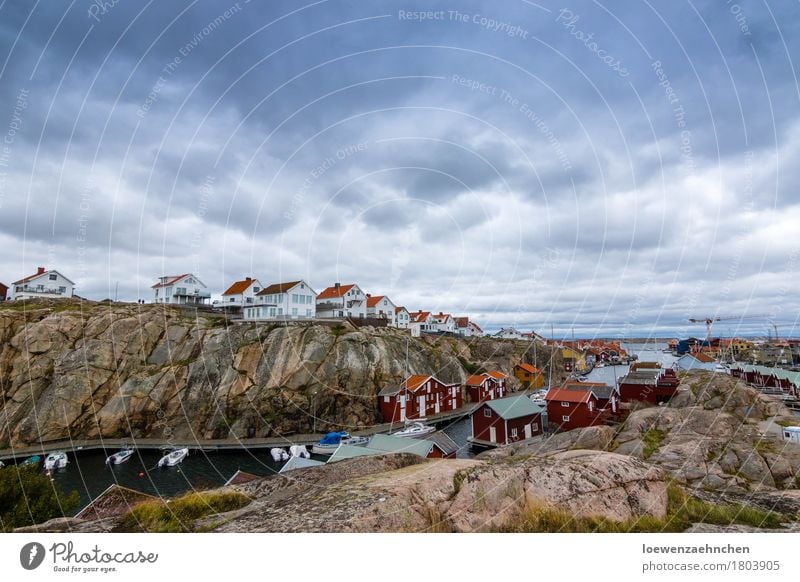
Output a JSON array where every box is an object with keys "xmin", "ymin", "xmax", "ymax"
[
  {"xmin": 641, "ymin": 429, "xmax": 666, "ymax": 458},
  {"xmin": 777, "ymin": 419, "xmax": 800, "ymax": 428},
  {"xmin": 330, "ymin": 324, "xmax": 346, "ymax": 337},
  {"xmin": 496, "ymin": 484, "xmax": 785, "ymax": 533},
  {"xmin": 115, "ymin": 490, "xmax": 251, "ymax": 533}
]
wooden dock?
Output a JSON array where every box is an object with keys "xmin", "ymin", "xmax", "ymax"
[{"xmin": 0, "ymin": 401, "xmax": 482, "ymax": 461}]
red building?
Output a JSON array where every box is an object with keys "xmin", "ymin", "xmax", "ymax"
[
  {"xmin": 378, "ymin": 374, "xmax": 462, "ymax": 423},
  {"xmin": 470, "ymin": 395, "xmax": 544, "ymax": 447},
  {"xmin": 465, "ymin": 371, "xmax": 507, "ymax": 403},
  {"xmin": 0, "ymin": 282, "xmax": 7, "ymax": 301},
  {"xmin": 618, "ymin": 365, "xmax": 680, "ymax": 405},
  {"xmin": 546, "ymin": 383, "xmax": 619, "ymax": 432}
]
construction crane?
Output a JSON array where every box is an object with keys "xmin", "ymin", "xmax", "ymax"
[{"xmin": 688, "ymin": 314, "xmax": 768, "ymax": 342}]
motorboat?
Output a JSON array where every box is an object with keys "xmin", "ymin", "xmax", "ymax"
[
  {"xmin": 392, "ymin": 422, "xmax": 436, "ymax": 438},
  {"xmin": 20, "ymin": 455, "xmax": 41, "ymax": 466},
  {"xmin": 44, "ymin": 452, "xmax": 68, "ymax": 471},
  {"xmin": 106, "ymin": 447, "xmax": 134, "ymax": 465},
  {"xmin": 311, "ymin": 432, "xmax": 368, "ymax": 454},
  {"xmin": 157, "ymin": 447, "xmax": 188, "ymax": 467},
  {"xmin": 289, "ymin": 445, "xmax": 310, "ymax": 459},
  {"xmin": 713, "ymin": 363, "xmax": 728, "ymax": 373},
  {"xmin": 270, "ymin": 448, "xmax": 290, "ymax": 462}
]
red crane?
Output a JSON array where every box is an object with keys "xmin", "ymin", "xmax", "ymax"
[{"xmin": 687, "ymin": 314, "xmax": 768, "ymax": 342}]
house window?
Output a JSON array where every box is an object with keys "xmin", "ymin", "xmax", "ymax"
[
  {"xmin": 531, "ymin": 422, "xmax": 538, "ymax": 432},
  {"xmin": 561, "ymin": 402, "xmax": 570, "ymax": 407},
  {"xmin": 292, "ymin": 308, "xmax": 298, "ymax": 316},
  {"xmin": 58, "ymin": 286, "xmax": 66, "ymax": 293},
  {"xmin": 511, "ymin": 428, "xmax": 518, "ymax": 438},
  {"xmin": 253, "ymin": 287, "xmax": 260, "ymax": 293},
  {"xmin": 49, "ymin": 274, "xmax": 57, "ymax": 280},
  {"xmin": 306, "ymin": 309, "xmax": 312, "ymax": 317},
  {"xmin": 483, "ymin": 408, "xmax": 492, "ymax": 417},
  {"xmin": 562, "ymin": 415, "xmax": 570, "ymax": 422},
  {"xmin": 384, "ymin": 396, "xmax": 390, "ymax": 403}
]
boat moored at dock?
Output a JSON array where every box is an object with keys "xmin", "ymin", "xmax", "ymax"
[
  {"xmin": 157, "ymin": 448, "xmax": 188, "ymax": 467},
  {"xmin": 106, "ymin": 447, "xmax": 134, "ymax": 465},
  {"xmin": 391, "ymin": 422, "xmax": 436, "ymax": 438},
  {"xmin": 312, "ymin": 432, "xmax": 368, "ymax": 455},
  {"xmin": 44, "ymin": 452, "xmax": 69, "ymax": 471}
]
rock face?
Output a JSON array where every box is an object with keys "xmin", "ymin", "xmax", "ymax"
[
  {"xmin": 0, "ymin": 300, "xmax": 561, "ymax": 447},
  {"xmin": 207, "ymin": 451, "xmax": 668, "ymax": 533}
]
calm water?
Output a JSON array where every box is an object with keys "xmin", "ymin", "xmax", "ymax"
[
  {"xmin": 583, "ymin": 342, "xmax": 678, "ymax": 386},
  {"xmin": 42, "ymin": 448, "xmax": 289, "ymax": 511}
]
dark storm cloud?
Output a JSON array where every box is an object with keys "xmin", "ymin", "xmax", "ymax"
[{"xmin": 0, "ymin": 0, "xmax": 798, "ymax": 334}]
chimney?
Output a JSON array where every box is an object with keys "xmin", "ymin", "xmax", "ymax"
[
  {"xmin": 245, "ymin": 277, "xmax": 252, "ymax": 282},
  {"xmin": 37, "ymin": 267, "xmax": 46, "ymax": 275},
  {"xmin": 439, "ymin": 311, "xmax": 443, "ymax": 315},
  {"xmin": 366, "ymin": 293, "xmax": 371, "ymax": 298},
  {"xmin": 334, "ymin": 282, "xmax": 340, "ymax": 288}
]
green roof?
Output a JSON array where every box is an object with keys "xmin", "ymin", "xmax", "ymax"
[
  {"xmin": 326, "ymin": 444, "xmax": 381, "ymax": 463},
  {"xmin": 367, "ymin": 434, "xmax": 433, "ymax": 457},
  {"xmin": 279, "ymin": 456, "xmax": 324, "ymax": 473},
  {"xmin": 485, "ymin": 395, "xmax": 545, "ymax": 420}
]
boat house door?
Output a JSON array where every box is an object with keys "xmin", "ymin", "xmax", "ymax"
[
  {"xmin": 400, "ymin": 395, "xmax": 406, "ymax": 422},
  {"xmin": 435, "ymin": 397, "xmax": 440, "ymax": 414},
  {"xmin": 489, "ymin": 426, "xmax": 496, "ymax": 443},
  {"xmin": 524, "ymin": 424, "xmax": 532, "ymax": 439},
  {"xmin": 418, "ymin": 395, "xmax": 426, "ymax": 418}
]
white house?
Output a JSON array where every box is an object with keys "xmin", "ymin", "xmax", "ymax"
[
  {"xmin": 152, "ymin": 274, "xmax": 209, "ymax": 304},
  {"xmin": 455, "ymin": 317, "xmax": 482, "ymax": 337},
  {"xmin": 493, "ymin": 327, "xmax": 524, "ymax": 339},
  {"xmin": 431, "ymin": 312, "xmax": 455, "ymax": 333},
  {"xmin": 315, "ymin": 283, "xmax": 367, "ymax": 318},
  {"xmin": 408, "ymin": 311, "xmax": 437, "ymax": 337},
  {"xmin": 214, "ymin": 277, "xmax": 262, "ymax": 312},
  {"xmin": 244, "ymin": 280, "xmax": 316, "ymax": 320},
  {"xmin": 395, "ymin": 306, "xmax": 411, "ymax": 329},
  {"xmin": 366, "ymin": 294, "xmax": 397, "ymax": 325},
  {"xmin": 11, "ymin": 267, "xmax": 75, "ymax": 300},
  {"xmin": 675, "ymin": 353, "xmax": 717, "ymax": 371}
]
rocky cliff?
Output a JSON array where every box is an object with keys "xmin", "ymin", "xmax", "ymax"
[{"xmin": 0, "ymin": 300, "xmax": 559, "ymax": 447}]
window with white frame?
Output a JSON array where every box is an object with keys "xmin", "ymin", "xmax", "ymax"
[
  {"xmin": 483, "ymin": 408, "xmax": 492, "ymax": 417},
  {"xmin": 511, "ymin": 428, "xmax": 518, "ymax": 438},
  {"xmin": 562, "ymin": 415, "xmax": 570, "ymax": 422},
  {"xmin": 561, "ymin": 402, "xmax": 570, "ymax": 407}
]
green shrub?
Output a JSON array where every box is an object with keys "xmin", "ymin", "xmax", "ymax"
[
  {"xmin": 0, "ymin": 465, "xmax": 79, "ymax": 531},
  {"xmin": 115, "ymin": 490, "xmax": 251, "ymax": 533},
  {"xmin": 642, "ymin": 429, "xmax": 666, "ymax": 458}
]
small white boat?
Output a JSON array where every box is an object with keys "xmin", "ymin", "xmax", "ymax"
[
  {"xmin": 44, "ymin": 452, "xmax": 68, "ymax": 471},
  {"xmin": 270, "ymin": 448, "xmax": 289, "ymax": 462},
  {"xmin": 106, "ymin": 447, "xmax": 134, "ymax": 465},
  {"xmin": 0, "ymin": 460, "xmax": 4, "ymax": 468},
  {"xmin": 157, "ymin": 448, "xmax": 188, "ymax": 467},
  {"xmin": 713, "ymin": 364, "xmax": 728, "ymax": 373},
  {"xmin": 392, "ymin": 422, "xmax": 436, "ymax": 438},
  {"xmin": 289, "ymin": 445, "xmax": 310, "ymax": 459},
  {"xmin": 530, "ymin": 397, "xmax": 546, "ymax": 406}
]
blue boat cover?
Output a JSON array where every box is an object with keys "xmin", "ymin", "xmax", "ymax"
[{"xmin": 319, "ymin": 432, "xmax": 347, "ymax": 445}]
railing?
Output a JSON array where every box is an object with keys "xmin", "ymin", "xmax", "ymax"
[
  {"xmin": 15, "ymin": 287, "xmax": 69, "ymax": 295},
  {"xmin": 174, "ymin": 290, "xmax": 211, "ymax": 298}
]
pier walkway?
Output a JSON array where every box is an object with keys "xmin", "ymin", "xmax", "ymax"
[{"xmin": 0, "ymin": 400, "xmax": 486, "ymax": 461}]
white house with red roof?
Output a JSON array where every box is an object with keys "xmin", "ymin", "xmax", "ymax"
[
  {"xmin": 395, "ymin": 306, "xmax": 411, "ymax": 329},
  {"xmin": 366, "ymin": 294, "xmax": 397, "ymax": 325},
  {"xmin": 408, "ymin": 310, "xmax": 436, "ymax": 337},
  {"xmin": 315, "ymin": 283, "xmax": 367, "ymax": 318},
  {"xmin": 430, "ymin": 312, "xmax": 455, "ymax": 333},
  {"xmin": 454, "ymin": 317, "xmax": 482, "ymax": 337},
  {"xmin": 244, "ymin": 280, "xmax": 316, "ymax": 320},
  {"xmin": 213, "ymin": 277, "xmax": 262, "ymax": 312},
  {"xmin": 152, "ymin": 274, "xmax": 209, "ymax": 305},
  {"xmin": 11, "ymin": 267, "xmax": 75, "ymax": 300}
]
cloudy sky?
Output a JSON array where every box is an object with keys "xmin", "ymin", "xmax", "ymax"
[{"xmin": 0, "ymin": 0, "xmax": 798, "ymax": 337}]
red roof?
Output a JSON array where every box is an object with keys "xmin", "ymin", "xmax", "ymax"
[
  {"xmin": 395, "ymin": 306, "xmax": 408, "ymax": 314},
  {"xmin": 545, "ymin": 388, "xmax": 594, "ymax": 403},
  {"xmin": 485, "ymin": 370, "xmax": 506, "ymax": 380},
  {"xmin": 515, "ymin": 363, "xmax": 540, "ymax": 374},
  {"xmin": 410, "ymin": 311, "xmax": 431, "ymax": 323},
  {"xmin": 693, "ymin": 352, "xmax": 715, "ymax": 363},
  {"xmin": 317, "ymin": 284, "xmax": 355, "ymax": 299},
  {"xmin": 366, "ymin": 295, "xmax": 385, "ymax": 308},
  {"xmin": 151, "ymin": 274, "xmax": 190, "ymax": 289},
  {"xmin": 257, "ymin": 281, "xmax": 303, "ymax": 296},
  {"xmin": 13, "ymin": 267, "xmax": 49, "ymax": 285},
  {"xmin": 401, "ymin": 375, "xmax": 432, "ymax": 392},
  {"xmin": 433, "ymin": 313, "xmax": 451, "ymax": 322},
  {"xmin": 466, "ymin": 374, "xmax": 490, "ymax": 386},
  {"xmin": 454, "ymin": 317, "xmax": 469, "ymax": 328},
  {"xmin": 222, "ymin": 277, "xmax": 256, "ymax": 296}
]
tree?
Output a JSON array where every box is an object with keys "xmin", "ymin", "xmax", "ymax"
[{"xmin": 0, "ymin": 465, "xmax": 79, "ymax": 531}]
